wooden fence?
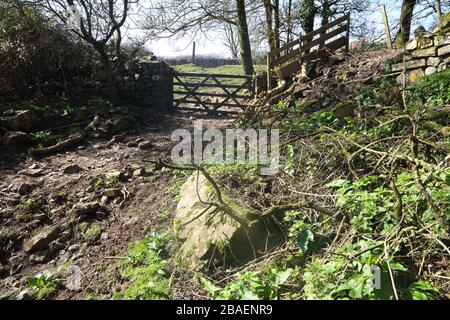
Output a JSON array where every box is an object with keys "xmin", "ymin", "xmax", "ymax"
[
  {"xmin": 172, "ymin": 72, "xmax": 254, "ymax": 111},
  {"xmin": 267, "ymin": 13, "xmax": 351, "ymax": 89}
]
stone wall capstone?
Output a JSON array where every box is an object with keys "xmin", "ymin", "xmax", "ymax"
[{"xmin": 392, "ymin": 15, "xmax": 450, "ymax": 86}]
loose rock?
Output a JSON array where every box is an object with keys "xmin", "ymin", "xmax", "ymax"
[
  {"xmin": 65, "ymin": 265, "xmax": 82, "ymax": 291},
  {"xmin": 138, "ymin": 141, "xmax": 152, "ymax": 150},
  {"xmin": 72, "ymin": 202, "xmax": 100, "ymax": 216},
  {"xmin": 62, "ymin": 164, "xmax": 84, "ymax": 174},
  {"xmin": 3, "ymin": 132, "xmax": 30, "ymax": 148},
  {"xmin": 101, "ymin": 188, "xmax": 122, "ymax": 198},
  {"xmin": 23, "ymin": 226, "xmax": 60, "ymax": 253}
]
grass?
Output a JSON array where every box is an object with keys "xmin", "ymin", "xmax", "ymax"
[
  {"xmin": 173, "ymin": 64, "xmax": 265, "ymax": 98},
  {"xmin": 174, "ymin": 63, "xmax": 266, "ymax": 75},
  {"xmin": 115, "ymin": 232, "xmax": 171, "ymax": 300}
]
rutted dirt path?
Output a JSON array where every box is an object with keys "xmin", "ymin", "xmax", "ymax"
[{"xmin": 0, "ymin": 107, "xmax": 235, "ymax": 300}]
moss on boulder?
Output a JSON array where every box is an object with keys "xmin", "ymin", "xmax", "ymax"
[{"xmin": 174, "ymin": 173, "xmax": 283, "ymax": 269}]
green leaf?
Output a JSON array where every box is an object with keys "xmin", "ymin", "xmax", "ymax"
[
  {"xmin": 297, "ymin": 229, "xmax": 314, "ymax": 252},
  {"xmin": 326, "ymin": 179, "xmax": 348, "ymax": 188},
  {"xmin": 199, "ymin": 277, "xmax": 221, "ymax": 296},
  {"xmin": 389, "ymin": 262, "xmax": 407, "ymax": 272},
  {"xmin": 240, "ymin": 288, "xmax": 260, "ymax": 300},
  {"xmin": 270, "ymin": 268, "xmax": 293, "ymax": 286}
]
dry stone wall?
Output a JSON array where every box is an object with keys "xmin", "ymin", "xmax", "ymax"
[
  {"xmin": 117, "ymin": 59, "xmax": 174, "ymax": 112},
  {"xmin": 392, "ymin": 17, "xmax": 450, "ymax": 85}
]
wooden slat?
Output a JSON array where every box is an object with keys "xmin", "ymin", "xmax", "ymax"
[
  {"xmin": 324, "ymin": 35, "xmax": 348, "ymax": 51},
  {"xmin": 177, "ymin": 106, "xmax": 243, "ymax": 114},
  {"xmin": 173, "ymin": 91, "xmax": 251, "ymax": 99},
  {"xmin": 299, "ymin": 14, "xmax": 349, "ymax": 42},
  {"xmin": 268, "ymin": 14, "xmax": 349, "ymax": 66},
  {"xmin": 179, "ymin": 100, "xmax": 252, "ymax": 108},
  {"xmin": 173, "ymin": 82, "xmax": 250, "ymax": 90},
  {"xmin": 302, "ymin": 36, "xmax": 348, "ymax": 62},
  {"xmin": 269, "ymin": 38, "xmax": 301, "ymax": 59},
  {"xmin": 171, "ymin": 70, "xmax": 254, "ymax": 109},
  {"xmin": 174, "ymin": 74, "xmax": 210, "ymax": 105},
  {"xmin": 301, "ymin": 24, "xmax": 348, "ymax": 52},
  {"xmin": 272, "ymin": 48, "xmax": 301, "ymax": 68},
  {"xmin": 174, "ymin": 72, "xmax": 252, "ymax": 79}
]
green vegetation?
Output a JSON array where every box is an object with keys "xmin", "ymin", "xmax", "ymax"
[
  {"xmin": 115, "ymin": 232, "xmax": 171, "ymax": 300},
  {"xmin": 411, "ymin": 69, "xmax": 450, "ymax": 106},
  {"xmin": 195, "ymin": 70, "xmax": 450, "ymax": 300},
  {"xmin": 199, "ymin": 268, "xmax": 293, "ymax": 300},
  {"xmin": 91, "ymin": 171, "xmax": 123, "ymax": 190},
  {"xmin": 157, "ymin": 209, "xmax": 171, "ymax": 221},
  {"xmin": 30, "ymin": 131, "xmax": 50, "ymax": 149},
  {"xmin": 25, "ymin": 271, "xmax": 60, "ymax": 300},
  {"xmin": 84, "ymin": 223, "xmax": 102, "ymax": 242},
  {"xmin": 173, "ymin": 64, "xmax": 265, "ymax": 98},
  {"xmin": 167, "ymin": 179, "xmax": 185, "ymax": 202}
]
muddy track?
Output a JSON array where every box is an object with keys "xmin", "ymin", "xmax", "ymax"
[{"xmin": 0, "ymin": 107, "xmax": 236, "ymax": 300}]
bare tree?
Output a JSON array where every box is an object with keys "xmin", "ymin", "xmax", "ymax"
[
  {"xmin": 395, "ymin": 0, "xmax": 417, "ymax": 45},
  {"xmin": 142, "ymin": 0, "xmax": 256, "ymax": 75},
  {"xmin": 222, "ymin": 24, "xmax": 239, "ymax": 58},
  {"xmin": 262, "ymin": 0, "xmax": 282, "ymax": 51},
  {"xmin": 236, "ymin": 0, "xmax": 254, "ymax": 74},
  {"xmin": 27, "ymin": 0, "xmax": 138, "ymax": 105}
]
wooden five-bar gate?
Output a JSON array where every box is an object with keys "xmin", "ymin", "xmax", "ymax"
[
  {"xmin": 169, "ymin": 14, "xmax": 350, "ymax": 111},
  {"xmin": 267, "ymin": 13, "xmax": 350, "ymax": 89},
  {"xmin": 172, "ymin": 72, "xmax": 254, "ymax": 112}
]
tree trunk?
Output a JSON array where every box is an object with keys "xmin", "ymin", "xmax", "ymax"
[
  {"xmin": 286, "ymin": 0, "xmax": 293, "ymax": 44},
  {"xmin": 320, "ymin": 0, "xmax": 330, "ymax": 47},
  {"xmin": 97, "ymin": 47, "xmax": 120, "ymax": 106},
  {"xmin": 273, "ymin": 0, "xmax": 281, "ymax": 49},
  {"xmin": 301, "ymin": 0, "xmax": 316, "ymax": 50},
  {"xmin": 436, "ymin": 0, "xmax": 442, "ymax": 20},
  {"xmin": 304, "ymin": 0, "xmax": 315, "ymax": 34},
  {"xmin": 103, "ymin": 60, "xmax": 120, "ymax": 106},
  {"xmin": 395, "ymin": 0, "xmax": 417, "ymax": 45},
  {"xmin": 236, "ymin": 0, "xmax": 254, "ymax": 75},
  {"xmin": 264, "ymin": 0, "xmax": 275, "ymax": 52}
]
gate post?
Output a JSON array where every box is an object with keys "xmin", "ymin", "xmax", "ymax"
[
  {"xmin": 157, "ymin": 62, "xmax": 174, "ymax": 113},
  {"xmin": 167, "ymin": 68, "xmax": 174, "ymax": 112}
]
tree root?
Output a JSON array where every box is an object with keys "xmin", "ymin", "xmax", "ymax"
[{"xmin": 29, "ymin": 116, "xmax": 99, "ymax": 156}]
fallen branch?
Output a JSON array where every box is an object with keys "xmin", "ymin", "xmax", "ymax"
[
  {"xmin": 29, "ymin": 116, "xmax": 99, "ymax": 156},
  {"xmin": 153, "ymin": 159, "xmax": 338, "ymax": 227}
]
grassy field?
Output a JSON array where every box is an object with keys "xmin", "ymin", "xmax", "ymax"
[
  {"xmin": 174, "ymin": 63, "xmax": 266, "ymax": 75},
  {"xmin": 172, "ymin": 64, "xmax": 265, "ymax": 101}
]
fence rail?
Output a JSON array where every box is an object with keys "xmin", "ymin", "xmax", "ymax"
[
  {"xmin": 267, "ymin": 13, "xmax": 350, "ymax": 89},
  {"xmin": 172, "ymin": 72, "xmax": 254, "ymax": 111}
]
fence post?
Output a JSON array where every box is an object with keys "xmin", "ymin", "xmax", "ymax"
[
  {"xmin": 168, "ymin": 69, "xmax": 174, "ymax": 112},
  {"xmin": 266, "ymin": 53, "xmax": 272, "ymax": 91},
  {"xmin": 380, "ymin": 5, "xmax": 393, "ymax": 49},
  {"xmin": 345, "ymin": 13, "xmax": 351, "ymax": 52}
]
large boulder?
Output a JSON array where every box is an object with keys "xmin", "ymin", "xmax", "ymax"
[
  {"xmin": 174, "ymin": 173, "xmax": 283, "ymax": 269},
  {"xmin": 3, "ymin": 131, "xmax": 31, "ymax": 148}
]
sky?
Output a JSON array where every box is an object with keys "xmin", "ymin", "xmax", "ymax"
[{"xmin": 127, "ymin": 0, "xmax": 438, "ymax": 59}]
